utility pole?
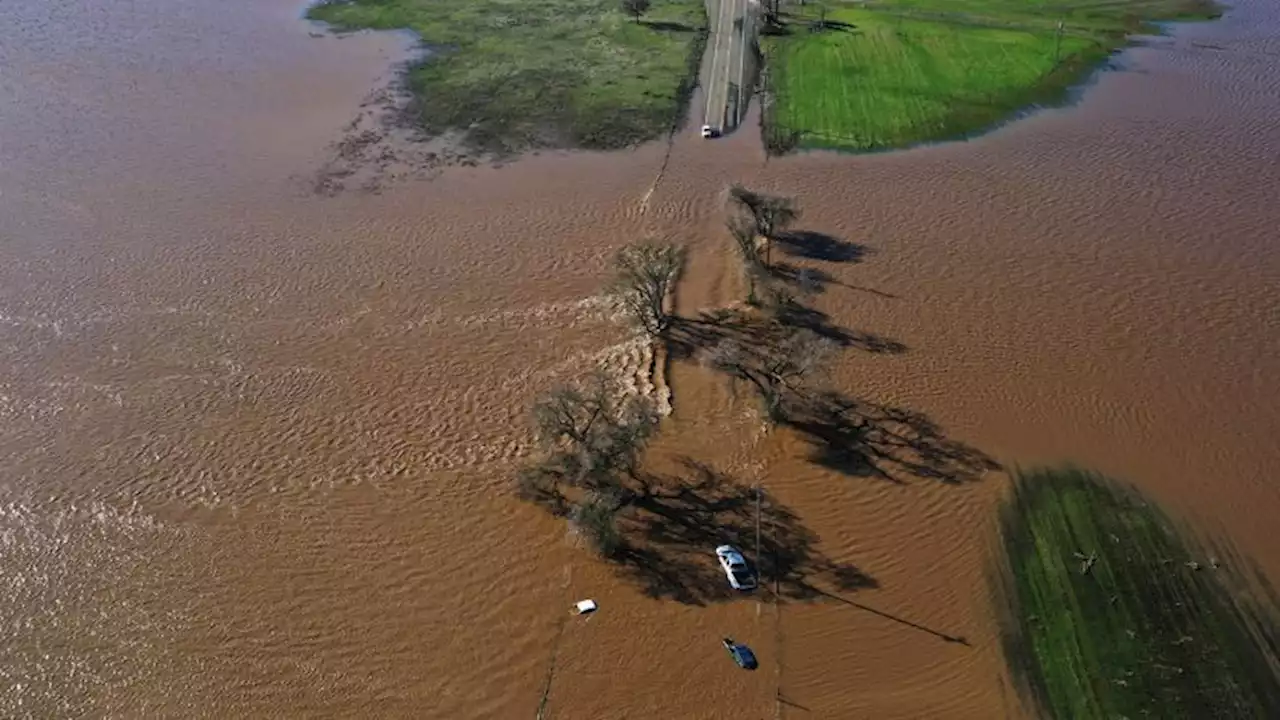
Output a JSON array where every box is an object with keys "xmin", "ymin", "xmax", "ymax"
[{"xmin": 755, "ymin": 482, "xmax": 762, "ymax": 585}]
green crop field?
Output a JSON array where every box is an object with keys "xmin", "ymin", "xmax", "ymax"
[
  {"xmin": 997, "ymin": 468, "xmax": 1280, "ymax": 719},
  {"xmin": 309, "ymin": 0, "xmax": 706, "ymax": 153},
  {"xmin": 761, "ymin": 0, "xmax": 1221, "ymax": 152}
]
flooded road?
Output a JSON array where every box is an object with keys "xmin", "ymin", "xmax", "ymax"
[{"xmin": 2, "ymin": 0, "xmax": 1278, "ymax": 716}]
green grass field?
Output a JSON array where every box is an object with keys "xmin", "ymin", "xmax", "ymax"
[
  {"xmin": 309, "ymin": 0, "xmax": 706, "ymax": 153},
  {"xmin": 761, "ymin": 0, "xmax": 1221, "ymax": 152},
  {"xmin": 997, "ymin": 468, "xmax": 1280, "ymax": 719}
]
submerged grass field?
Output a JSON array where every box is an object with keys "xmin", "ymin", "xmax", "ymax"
[
  {"xmin": 309, "ymin": 0, "xmax": 706, "ymax": 153},
  {"xmin": 997, "ymin": 468, "xmax": 1280, "ymax": 719},
  {"xmin": 761, "ymin": 0, "xmax": 1222, "ymax": 152}
]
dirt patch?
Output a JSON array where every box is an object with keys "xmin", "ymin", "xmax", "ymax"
[{"xmin": 312, "ymin": 81, "xmax": 480, "ymax": 195}]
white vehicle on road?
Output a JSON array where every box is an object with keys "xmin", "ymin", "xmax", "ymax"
[
  {"xmin": 715, "ymin": 545, "xmax": 757, "ymax": 591},
  {"xmin": 701, "ymin": 124, "xmax": 719, "ymax": 139}
]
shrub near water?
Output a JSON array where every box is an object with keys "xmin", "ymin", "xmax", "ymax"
[
  {"xmin": 998, "ymin": 468, "xmax": 1280, "ymax": 719},
  {"xmin": 308, "ymin": 0, "xmax": 706, "ymax": 153}
]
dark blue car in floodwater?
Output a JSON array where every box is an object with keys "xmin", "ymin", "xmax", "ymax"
[{"xmin": 721, "ymin": 637, "xmax": 757, "ymax": 670}]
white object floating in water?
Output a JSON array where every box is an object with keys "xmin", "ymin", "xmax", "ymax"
[{"xmin": 573, "ymin": 599, "xmax": 598, "ymax": 615}]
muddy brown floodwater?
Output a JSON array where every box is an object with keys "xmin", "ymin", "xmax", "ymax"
[{"xmin": 2, "ymin": 0, "xmax": 1278, "ymax": 716}]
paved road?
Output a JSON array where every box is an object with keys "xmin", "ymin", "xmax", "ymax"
[{"xmin": 703, "ymin": 0, "xmax": 752, "ymax": 133}]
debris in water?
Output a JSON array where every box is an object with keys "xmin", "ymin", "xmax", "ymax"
[{"xmin": 573, "ymin": 599, "xmax": 598, "ymax": 615}]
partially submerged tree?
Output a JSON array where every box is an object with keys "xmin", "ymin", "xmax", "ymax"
[
  {"xmin": 608, "ymin": 242, "xmax": 684, "ymax": 337},
  {"xmin": 761, "ymin": 265, "xmax": 825, "ymax": 312},
  {"xmin": 529, "ymin": 372, "xmax": 657, "ymax": 494},
  {"xmin": 728, "ymin": 185, "xmax": 800, "ymax": 267},
  {"xmin": 707, "ymin": 328, "xmax": 835, "ymax": 419},
  {"xmin": 726, "ymin": 214, "xmax": 765, "ymax": 304},
  {"xmin": 621, "ymin": 0, "xmax": 652, "ymax": 23},
  {"xmin": 518, "ymin": 373, "xmax": 655, "ymax": 555},
  {"xmin": 764, "ymin": 328, "xmax": 835, "ymax": 392}
]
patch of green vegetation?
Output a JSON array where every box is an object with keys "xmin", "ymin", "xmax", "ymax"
[
  {"xmin": 309, "ymin": 0, "xmax": 707, "ymax": 153},
  {"xmin": 997, "ymin": 467, "xmax": 1280, "ymax": 719},
  {"xmin": 760, "ymin": 0, "xmax": 1223, "ymax": 152}
]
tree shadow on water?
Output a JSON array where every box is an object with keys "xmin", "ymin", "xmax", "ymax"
[
  {"xmin": 772, "ymin": 299, "xmax": 907, "ymax": 354},
  {"xmin": 661, "ymin": 301, "xmax": 990, "ymax": 486},
  {"xmin": 768, "ymin": 262, "xmax": 839, "ymax": 295},
  {"xmin": 612, "ymin": 458, "xmax": 877, "ymax": 605},
  {"xmin": 666, "ymin": 303, "xmax": 906, "ymax": 363},
  {"xmin": 775, "ymin": 231, "xmax": 868, "ymax": 263},
  {"xmin": 778, "ymin": 390, "xmax": 1001, "ymax": 484},
  {"xmin": 813, "ymin": 587, "xmax": 970, "ymax": 645}
]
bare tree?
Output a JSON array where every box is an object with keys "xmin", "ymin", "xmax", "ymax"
[
  {"xmin": 758, "ymin": 265, "xmax": 825, "ymax": 313},
  {"xmin": 765, "ymin": 329, "xmax": 835, "ymax": 391},
  {"xmin": 529, "ymin": 372, "xmax": 657, "ymax": 492},
  {"xmin": 706, "ymin": 328, "xmax": 835, "ymax": 419},
  {"xmin": 608, "ymin": 242, "xmax": 684, "ymax": 337},
  {"xmin": 728, "ymin": 185, "xmax": 800, "ymax": 267},
  {"xmin": 517, "ymin": 372, "xmax": 657, "ymax": 554},
  {"xmin": 621, "ymin": 0, "xmax": 652, "ymax": 23},
  {"xmin": 726, "ymin": 215, "xmax": 765, "ymax": 304}
]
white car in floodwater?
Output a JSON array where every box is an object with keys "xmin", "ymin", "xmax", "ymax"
[{"xmin": 716, "ymin": 545, "xmax": 756, "ymax": 591}]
